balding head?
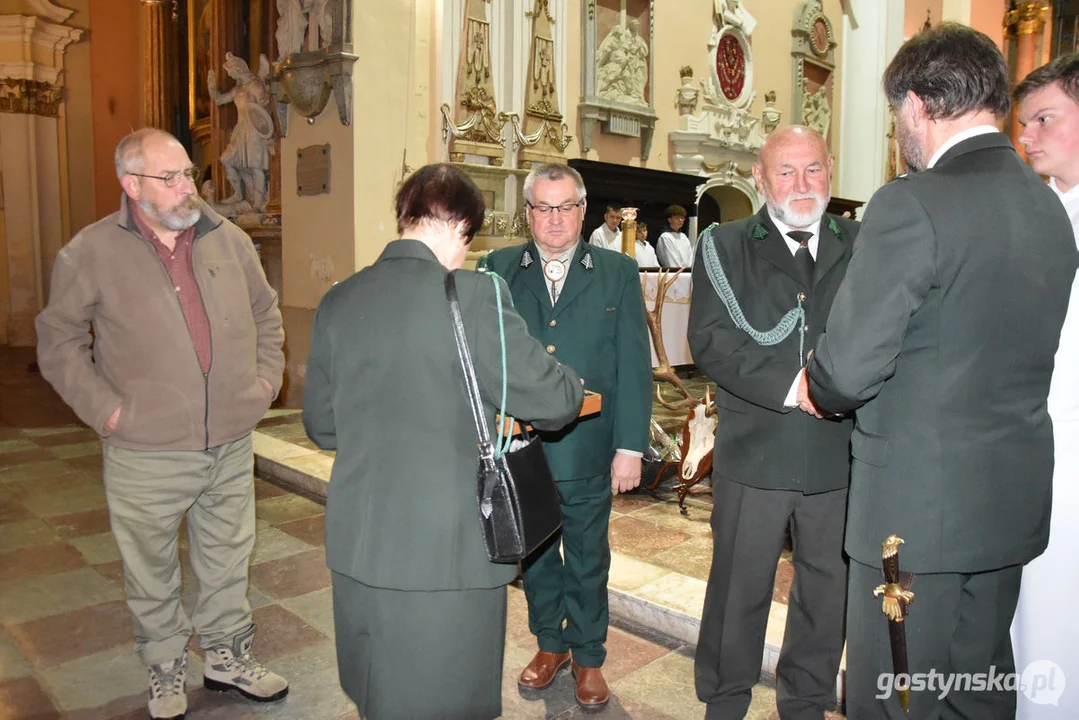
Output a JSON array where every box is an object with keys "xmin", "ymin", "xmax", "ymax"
[
  {"xmin": 753, "ymin": 125, "xmax": 832, "ymax": 229},
  {"xmin": 758, "ymin": 126, "xmax": 828, "ymax": 172},
  {"xmin": 113, "ymin": 128, "xmax": 183, "ymax": 179}
]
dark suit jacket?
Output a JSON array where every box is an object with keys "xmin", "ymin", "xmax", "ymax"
[
  {"xmin": 483, "ymin": 241, "xmax": 652, "ymax": 481},
  {"xmin": 808, "ymin": 133, "xmax": 1078, "ymax": 573},
  {"xmin": 688, "ymin": 207, "xmax": 858, "ymax": 495},
  {"xmin": 303, "ymin": 240, "xmax": 584, "ymax": 591}
]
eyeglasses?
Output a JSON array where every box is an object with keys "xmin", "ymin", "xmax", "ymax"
[
  {"xmin": 526, "ymin": 201, "xmax": 583, "ymax": 216},
  {"xmin": 129, "ymin": 166, "xmax": 201, "ymax": 188}
]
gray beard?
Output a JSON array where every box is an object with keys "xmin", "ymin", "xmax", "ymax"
[
  {"xmin": 139, "ymin": 196, "xmax": 201, "ymax": 232},
  {"xmin": 769, "ymin": 193, "xmax": 829, "ymax": 229}
]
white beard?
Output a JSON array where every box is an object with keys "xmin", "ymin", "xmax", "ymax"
[{"xmin": 770, "ymin": 192, "xmax": 829, "ymax": 228}]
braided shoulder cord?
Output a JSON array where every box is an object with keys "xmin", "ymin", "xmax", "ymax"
[{"xmin": 699, "ymin": 224, "xmax": 807, "ymax": 363}]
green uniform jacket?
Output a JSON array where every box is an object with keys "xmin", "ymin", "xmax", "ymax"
[
  {"xmin": 303, "ymin": 240, "xmax": 584, "ymax": 591},
  {"xmin": 483, "ymin": 241, "xmax": 652, "ymax": 480},
  {"xmin": 688, "ymin": 209, "xmax": 858, "ymax": 495},
  {"xmin": 808, "ymin": 133, "xmax": 1078, "ymax": 573}
]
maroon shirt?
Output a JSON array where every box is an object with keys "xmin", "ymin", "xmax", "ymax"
[{"xmin": 130, "ymin": 207, "xmax": 212, "ymax": 374}]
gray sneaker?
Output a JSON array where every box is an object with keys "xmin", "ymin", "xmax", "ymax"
[
  {"xmin": 147, "ymin": 653, "xmax": 187, "ymax": 720},
  {"xmin": 202, "ymin": 626, "xmax": 288, "ymax": 703}
]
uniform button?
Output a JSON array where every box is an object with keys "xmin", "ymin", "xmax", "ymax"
[
  {"xmin": 549, "ymin": 319, "xmax": 557, "ymax": 327},
  {"xmin": 175, "ymin": 286, "xmax": 181, "ymax": 293},
  {"xmin": 797, "ymin": 292, "xmax": 807, "ymax": 302},
  {"xmin": 546, "ymin": 344, "xmax": 556, "ymax": 353}
]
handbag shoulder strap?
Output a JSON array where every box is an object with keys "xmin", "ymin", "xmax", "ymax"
[{"xmin": 445, "ymin": 271, "xmax": 494, "ymax": 457}]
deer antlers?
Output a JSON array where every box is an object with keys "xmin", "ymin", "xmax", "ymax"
[{"xmin": 643, "ymin": 268, "xmax": 701, "ymax": 410}]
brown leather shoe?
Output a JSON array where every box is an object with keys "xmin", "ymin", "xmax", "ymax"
[
  {"xmin": 571, "ymin": 661, "xmax": 610, "ymax": 710},
  {"xmin": 517, "ymin": 650, "xmax": 571, "ymax": 690}
]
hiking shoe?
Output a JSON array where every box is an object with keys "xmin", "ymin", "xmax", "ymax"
[
  {"xmin": 202, "ymin": 626, "xmax": 288, "ymax": 702},
  {"xmin": 148, "ymin": 653, "xmax": 187, "ymax": 720}
]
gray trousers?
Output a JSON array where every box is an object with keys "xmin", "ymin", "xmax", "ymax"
[
  {"xmin": 331, "ymin": 572, "xmax": 507, "ymax": 720},
  {"xmin": 695, "ymin": 481, "xmax": 848, "ymax": 720},
  {"xmin": 103, "ymin": 434, "xmax": 256, "ymax": 665}
]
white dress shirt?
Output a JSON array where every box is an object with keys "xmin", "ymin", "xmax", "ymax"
[
  {"xmin": 926, "ymin": 125, "xmax": 999, "ymax": 169},
  {"xmin": 588, "ymin": 224, "xmax": 621, "ymax": 251},
  {"xmin": 657, "ymin": 231, "xmax": 694, "ymax": 267}
]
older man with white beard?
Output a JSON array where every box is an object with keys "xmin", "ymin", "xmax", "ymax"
[
  {"xmin": 688, "ymin": 125, "xmax": 858, "ymax": 719},
  {"xmin": 36, "ymin": 128, "xmax": 288, "ymax": 720}
]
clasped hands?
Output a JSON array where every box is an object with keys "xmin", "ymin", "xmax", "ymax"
[{"xmin": 796, "ymin": 350, "xmax": 826, "ymax": 419}]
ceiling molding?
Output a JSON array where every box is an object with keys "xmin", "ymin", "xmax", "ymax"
[
  {"xmin": 0, "ymin": 60, "xmax": 61, "ymax": 84},
  {"xmin": 28, "ymin": 0, "xmax": 75, "ymax": 23}
]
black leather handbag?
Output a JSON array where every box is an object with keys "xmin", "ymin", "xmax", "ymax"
[{"xmin": 445, "ymin": 271, "xmax": 563, "ymax": 563}]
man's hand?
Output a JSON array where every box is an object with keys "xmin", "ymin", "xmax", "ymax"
[
  {"xmin": 796, "ymin": 368, "xmax": 824, "ymax": 419},
  {"xmin": 105, "ymin": 406, "xmax": 121, "ymax": 434},
  {"xmin": 611, "ymin": 452, "xmax": 642, "ymax": 495}
]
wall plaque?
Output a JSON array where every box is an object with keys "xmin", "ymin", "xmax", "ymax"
[{"xmin": 296, "ymin": 144, "xmax": 331, "ymax": 196}]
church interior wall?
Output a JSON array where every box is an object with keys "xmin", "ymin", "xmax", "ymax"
[
  {"xmin": 61, "ymin": 0, "xmax": 94, "ymax": 238},
  {"xmin": 278, "ymin": 93, "xmax": 354, "ymax": 407},
  {"xmin": 571, "ymin": 1, "xmax": 845, "ymax": 198},
  {"xmin": 969, "ymin": 0, "xmax": 1007, "ymax": 47},
  {"xmin": 86, "ymin": 0, "xmax": 140, "ymax": 222},
  {"xmin": 0, "ymin": 150, "xmax": 8, "ymax": 346},
  {"xmin": 905, "ymin": 0, "xmax": 944, "ymax": 37}
]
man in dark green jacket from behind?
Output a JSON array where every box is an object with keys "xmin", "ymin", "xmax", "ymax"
[{"xmin": 483, "ymin": 163, "xmax": 652, "ymax": 710}]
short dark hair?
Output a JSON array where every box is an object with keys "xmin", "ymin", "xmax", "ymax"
[
  {"xmin": 637, "ymin": 221, "xmax": 648, "ymax": 232},
  {"xmin": 883, "ymin": 22, "xmax": 1010, "ymax": 120},
  {"xmin": 1015, "ymin": 53, "xmax": 1079, "ymax": 106},
  {"xmin": 666, "ymin": 204, "xmax": 687, "ymax": 219},
  {"xmin": 605, "ymin": 203, "xmax": 622, "ymax": 214},
  {"xmin": 395, "ymin": 164, "xmax": 486, "ymax": 242}
]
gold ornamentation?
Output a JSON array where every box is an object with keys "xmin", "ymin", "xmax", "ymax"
[
  {"xmin": 466, "ymin": 18, "xmax": 492, "ymax": 82},
  {"xmin": 527, "ymin": 0, "xmax": 555, "ymax": 23},
  {"xmin": 1004, "ymin": 2, "xmax": 1049, "ymax": 37},
  {"xmin": 588, "ymin": 1, "xmax": 595, "ymax": 21},
  {"xmin": 872, "ymin": 535, "xmax": 915, "ymax": 621},
  {"xmin": 0, "ymin": 79, "xmax": 63, "ymax": 117},
  {"xmin": 502, "ymin": 111, "xmax": 572, "ymax": 152}
]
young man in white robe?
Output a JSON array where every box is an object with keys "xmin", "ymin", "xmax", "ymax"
[
  {"xmin": 1011, "ymin": 53, "xmax": 1079, "ymax": 720},
  {"xmin": 588, "ymin": 203, "xmax": 622, "ymax": 251},
  {"xmin": 656, "ymin": 205, "xmax": 694, "ymax": 267}
]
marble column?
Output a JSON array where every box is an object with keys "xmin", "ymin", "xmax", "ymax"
[
  {"xmin": 140, "ymin": 0, "xmax": 176, "ymax": 131},
  {"xmin": 1006, "ymin": 2, "xmax": 1050, "ymax": 153}
]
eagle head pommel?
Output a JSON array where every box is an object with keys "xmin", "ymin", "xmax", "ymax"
[{"xmin": 881, "ymin": 535, "xmax": 905, "ymax": 559}]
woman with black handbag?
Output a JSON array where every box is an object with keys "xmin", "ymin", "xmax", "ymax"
[{"xmin": 302, "ymin": 163, "xmax": 584, "ymax": 720}]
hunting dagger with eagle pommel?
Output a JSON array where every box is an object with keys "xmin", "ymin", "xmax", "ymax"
[{"xmin": 873, "ymin": 534, "xmax": 916, "ymax": 712}]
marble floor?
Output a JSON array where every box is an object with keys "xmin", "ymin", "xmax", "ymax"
[{"xmin": 0, "ymin": 346, "xmax": 834, "ymax": 719}]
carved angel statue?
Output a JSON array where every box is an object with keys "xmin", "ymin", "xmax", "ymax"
[
  {"xmin": 802, "ymin": 85, "xmax": 832, "ymax": 139},
  {"xmin": 275, "ymin": 0, "xmax": 333, "ymax": 59},
  {"xmin": 275, "ymin": 0, "xmax": 306, "ymax": 59},
  {"xmin": 596, "ymin": 19, "xmax": 649, "ymax": 105},
  {"xmin": 207, "ymin": 52, "xmax": 276, "ymax": 215}
]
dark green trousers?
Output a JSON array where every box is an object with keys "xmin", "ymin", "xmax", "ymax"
[
  {"xmin": 846, "ymin": 559, "xmax": 1022, "ymax": 720},
  {"xmin": 521, "ymin": 473, "xmax": 612, "ymax": 667}
]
